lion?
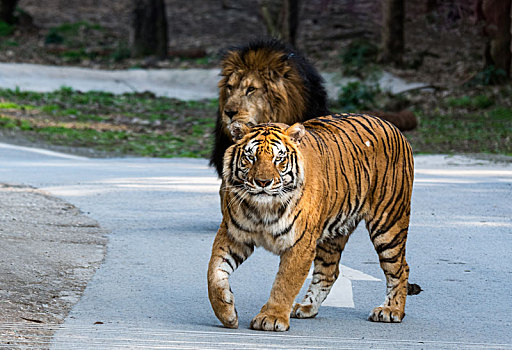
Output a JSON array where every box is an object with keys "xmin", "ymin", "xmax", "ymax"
[{"xmin": 209, "ymin": 39, "xmax": 330, "ymax": 176}]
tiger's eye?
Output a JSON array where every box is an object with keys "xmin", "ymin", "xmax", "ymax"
[{"xmin": 244, "ymin": 154, "xmax": 255, "ymax": 162}]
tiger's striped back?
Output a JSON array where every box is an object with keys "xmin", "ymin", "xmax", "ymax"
[{"xmin": 301, "ymin": 113, "xmax": 414, "ymax": 243}]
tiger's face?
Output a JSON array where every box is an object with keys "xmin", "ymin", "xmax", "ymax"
[
  {"xmin": 224, "ymin": 122, "xmax": 306, "ymax": 200},
  {"xmin": 219, "ymin": 71, "xmax": 272, "ymax": 135}
]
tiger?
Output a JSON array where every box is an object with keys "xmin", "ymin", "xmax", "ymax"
[{"xmin": 207, "ymin": 113, "xmax": 415, "ymax": 331}]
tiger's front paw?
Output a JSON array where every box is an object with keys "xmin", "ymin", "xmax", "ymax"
[
  {"xmin": 290, "ymin": 302, "xmax": 318, "ymax": 319},
  {"xmin": 368, "ymin": 305, "xmax": 404, "ymax": 323},
  {"xmin": 250, "ymin": 311, "xmax": 289, "ymax": 332},
  {"xmin": 209, "ymin": 288, "xmax": 238, "ymax": 329}
]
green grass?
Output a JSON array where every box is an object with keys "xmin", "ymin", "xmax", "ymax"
[
  {"xmin": 0, "ymin": 87, "xmax": 217, "ymax": 119},
  {"xmin": 110, "ymin": 43, "xmax": 131, "ymax": 62},
  {"xmin": 405, "ymin": 98, "xmax": 512, "ymax": 156},
  {"xmin": 0, "ymin": 101, "xmax": 34, "ymax": 110},
  {"xmin": 45, "ymin": 21, "xmax": 104, "ymax": 45},
  {"xmin": 43, "ymin": 21, "xmax": 113, "ymax": 62},
  {"xmin": 32, "ymin": 124, "xmax": 213, "ymax": 158},
  {"xmin": 466, "ymin": 65, "xmax": 508, "ymax": 86},
  {"xmin": 333, "ymin": 80, "xmax": 512, "ymax": 157},
  {"xmin": 0, "ymin": 87, "xmax": 217, "ymax": 157},
  {"xmin": 0, "ymin": 21, "xmax": 14, "ymax": 36},
  {"xmin": 0, "ymin": 39, "xmax": 18, "ymax": 48},
  {"xmin": 335, "ymin": 81, "xmax": 381, "ymax": 112},
  {"xmin": 340, "ymin": 39, "xmax": 378, "ymax": 77},
  {"xmin": 446, "ymin": 95, "xmax": 494, "ymax": 109},
  {"xmin": 0, "ymin": 85, "xmax": 510, "ymax": 158},
  {"xmin": 0, "ymin": 116, "xmax": 215, "ymax": 158},
  {"xmin": 0, "ymin": 116, "xmax": 18, "ymax": 129}
]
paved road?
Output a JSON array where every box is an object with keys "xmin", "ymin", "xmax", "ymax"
[{"xmin": 0, "ymin": 144, "xmax": 511, "ymax": 349}]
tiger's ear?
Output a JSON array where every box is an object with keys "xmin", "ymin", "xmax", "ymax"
[
  {"xmin": 229, "ymin": 121, "xmax": 250, "ymax": 142},
  {"xmin": 285, "ymin": 123, "xmax": 306, "ymax": 144}
]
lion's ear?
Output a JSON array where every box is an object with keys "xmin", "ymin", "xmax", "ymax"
[
  {"xmin": 265, "ymin": 54, "xmax": 293, "ymax": 79},
  {"xmin": 229, "ymin": 122, "xmax": 250, "ymax": 142},
  {"xmin": 285, "ymin": 123, "xmax": 306, "ymax": 144},
  {"xmin": 279, "ymin": 53, "xmax": 294, "ymax": 76}
]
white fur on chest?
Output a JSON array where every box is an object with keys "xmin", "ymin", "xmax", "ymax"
[{"xmin": 226, "ymin": 198, "xmax": 299, "ymax": 254}]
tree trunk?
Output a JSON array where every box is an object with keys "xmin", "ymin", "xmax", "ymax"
[
  {"xmin": 260, "ymin": 0, "xmax": 281, "ymax": 39},
  {"xmin": 480, "ymin": 0, "xmax": 511, "ymax": 78},
  {"xmin": 287, "ymin": 0, "xmax": 300, "ymax": 47},
  {"xmin": 0, "ymin": 0, "xmax": 19, "ymax": 24},
  {"xmin": 425, "ymin": 0, "xmax": 437, "ymax": 13},
  {"xmin": 130, "ymin": 0, "xmax": 168, "ymax": 59},
  {"xmin": 260, "ymin": 0, "xmax": 301, "ymax": 47},
  {"xmin": 378, "ymin": 0, "xmax": 405, "ymax": 66}
]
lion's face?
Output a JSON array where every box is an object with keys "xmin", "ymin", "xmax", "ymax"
[
  {"xmin": 217, "ymin": 46, "xmax": 308, "ymax": 143},
  {"xmin": 219, "ymin": 71, "xmax": 271, "ymax": 136}
]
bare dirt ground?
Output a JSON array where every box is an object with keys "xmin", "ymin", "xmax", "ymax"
[
  {"xmin": 0, "ymin": 184, "xmax": 107, "ymax": 348},
  {"xmin": 4, "ymin": 0, "xmax": 486, "ymax": 87}
]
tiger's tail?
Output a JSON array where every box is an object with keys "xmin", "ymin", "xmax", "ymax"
[{"xmin": 407, "ymin": 282, "xmax": 422, "ymax": 295}]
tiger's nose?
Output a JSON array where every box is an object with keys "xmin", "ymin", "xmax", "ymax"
[
  {"xmin": 254, "ymin": 178, "xmax": 273, "ymax": 188},
  {"xmin": 225, "ymin": 110, "xmax": 238, "ymax": 119}
]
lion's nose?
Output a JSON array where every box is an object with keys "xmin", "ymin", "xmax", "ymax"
[
  {"xmin": 254, "ymin": 178, "xmax": 273, "ymax": 188},
  {"xmin": 225, "ymin": 110, "xmax": 238, "ymax": 119}
]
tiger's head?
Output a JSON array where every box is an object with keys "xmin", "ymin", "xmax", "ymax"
[{"xmin": 223, "ymin": 122, "xmax": 306, "ymax": 202}]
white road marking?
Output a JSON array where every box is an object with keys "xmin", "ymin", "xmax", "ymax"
[
  {"xmin": 0, "ymin": 142, "xmax": 88, "ymax": 160},
  {"xmin": 305, "ymin": 264, "xmax": 381, "ymax": 308}
]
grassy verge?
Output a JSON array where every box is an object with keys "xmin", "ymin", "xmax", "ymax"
[
  {"xmin": 0, "ymin": 85, "xmax": 510, "ymax": 158},
  {"xmin": 404, "ymin": 88, "xmax": 512, "ymax": 156},
  {"xmin": 0, "ymin": 87, "xmax": 217, "ymax": 157},
  {"xmin": 331, "ymin": 78, "xmax": 511, "ymax": 157}
]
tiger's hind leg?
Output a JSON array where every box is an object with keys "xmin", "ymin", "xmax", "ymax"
[
  {"xmin": 291, "ymin": 235, "xmax": 350, "ymax": 319},
  {"xmin": 367, "ymin": 217, "xmax": 410, "ymax": 323}
]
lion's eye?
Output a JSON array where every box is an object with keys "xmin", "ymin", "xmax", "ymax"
[
  {"xmin": 246, "ymin": 86, "xmax": 256, "ymax": 95},
  {"xmin": 226, "ymin": 84, "xmax": 233, "ymax": 92}
]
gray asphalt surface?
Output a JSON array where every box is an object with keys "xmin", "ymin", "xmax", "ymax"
[{"xmin": 0, "ymin": 144, "xmax": 511, "ymax": 349}]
